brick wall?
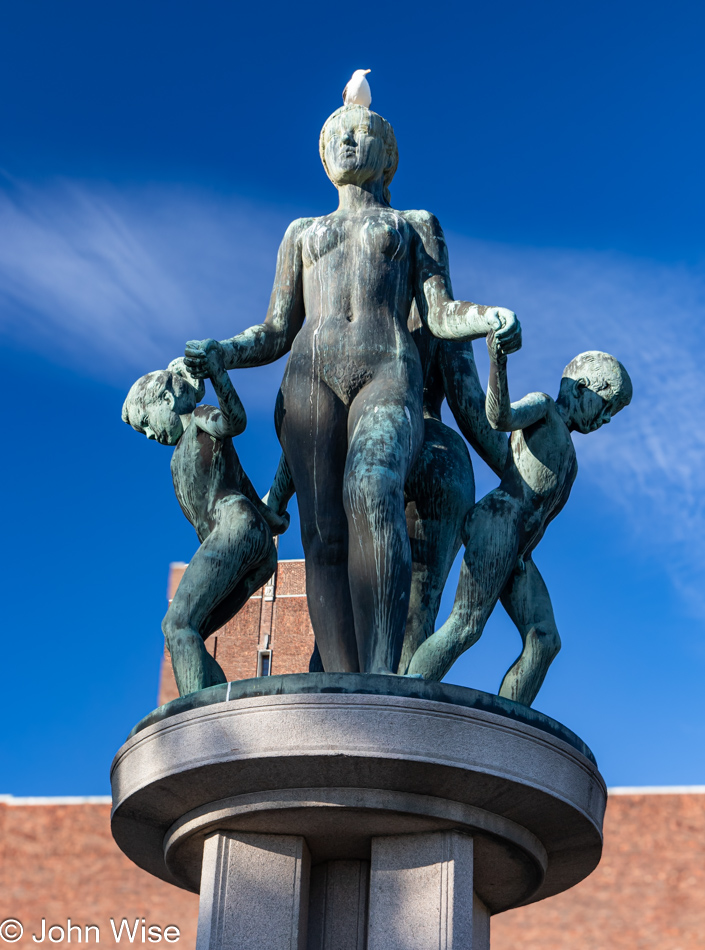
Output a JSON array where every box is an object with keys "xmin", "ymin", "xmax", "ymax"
[
  {"xmin": 2, "ymin": 792, "xmax": 704, "ymax": 948},
  {"xmin": 493, "ymin": 790, "xmax": 705, "ymax": 949},
  {"xmin": 158, "ymin": 558, "xmax": 315, "ymax": 706},
  {"xmin": 0, "ymin": 799, "xmax": 199, "ymax": 949}
]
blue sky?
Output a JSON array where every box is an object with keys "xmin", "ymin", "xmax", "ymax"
[{"xmin": 1, "ymin": 0, "xmax": 703, "ymax": 794}]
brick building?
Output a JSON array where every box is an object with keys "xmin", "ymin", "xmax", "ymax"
[{"xmin": 2, "ymin": 559, "xmax": 704, "ymax": 948}]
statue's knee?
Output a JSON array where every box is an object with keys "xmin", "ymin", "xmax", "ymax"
[
  {"xmin": 533, "ymin": 625, "xmax": 561, "ymax": 660},
  {"xmin": 344, "ymin": 468, "xmax": 403, "ymax": 516},
  {"xmin": 164, "ymin": 624, "xmax": 200, "ymax": 655},
  {"xmin": 162, "ymin": 613, "xmax": 178, "ymax": 640}
]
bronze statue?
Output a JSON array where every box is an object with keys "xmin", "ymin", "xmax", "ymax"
[
  {"xmin": 122, "ymin": 353, "xmax": 288, "ymax": 695},
  {"xmin": 183, "ymin": 104, "xmax": 521, "ymax": 676},
  {"xmin": 123, "ymin": 88, "xmax": 634, "ymax": 708},
  {"xmin": 406, "ymin": 341, "xmax": 632, "ymax": 703}
]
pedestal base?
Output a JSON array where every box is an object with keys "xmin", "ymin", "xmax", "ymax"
[{"xmin": 111, "ymin": 674, "xmax": 606, "ymax": 949}]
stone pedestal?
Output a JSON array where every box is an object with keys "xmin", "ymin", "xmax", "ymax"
[
  {"xmin": 197, "ymin": 833, "xmax": 310, "ymax": 950},
  {"xmin": 368, "ymin": 831, "xmax": 488, "ymax": 950},
  {"xmin": 111, "ymin": 674, "xmax": 606, "ymax": 950}
]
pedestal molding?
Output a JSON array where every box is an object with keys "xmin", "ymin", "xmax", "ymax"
[
  {"xmin": 163, "ymin": 786, "xmax": 549, "ymax": 906},
  {"xmin": 111, "ymin": 688, "xmax": 606, "ymax": 912}
]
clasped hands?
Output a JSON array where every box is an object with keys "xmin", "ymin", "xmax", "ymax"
[
  {"xmin": 486, "ymin": 307, "xmax": 521, "ymax": 360},
  {"xmin": 184, "ymin": 338, "xmax": 225, "ymax": 379}
]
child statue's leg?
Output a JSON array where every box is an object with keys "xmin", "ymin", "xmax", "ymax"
[
  {"xmin": 498, "ymin": 559, "xmax": 561, "ymax": 707},
  {"xmin": 406, "ymin": 491, "xmax": 520, "ymax": 682},
  {"xmin": 163, "ymin": 496, "xmax": 277, "ymax": 697}
]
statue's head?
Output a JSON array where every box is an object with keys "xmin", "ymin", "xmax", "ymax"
[
  {"xmin": 122, "ymin": 358, "xmax": 205, "ymax": 445},
  {"xmin": 560, "ymin": 351, "xmax": 633, "ymax": 433},
  {"xmin": 319, "ymin": 104, "xmax": 398, "ymax": 204}
]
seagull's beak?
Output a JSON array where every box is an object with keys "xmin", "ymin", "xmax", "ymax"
[{"xmin": 364, "ymin": 69, "xmax": 371, "ymax": 74}]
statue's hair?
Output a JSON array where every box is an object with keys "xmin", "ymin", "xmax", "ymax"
[
  {"xmin": 121, "ymin": 359, "xmax": 205, "ymax": 430},
  {"xmin": 562, "ymin": 351, "xmax": 633, "ymax": 412},
  {"xmin": 319, "ymin": 104, "xmax": 398, "ymax": 205}
]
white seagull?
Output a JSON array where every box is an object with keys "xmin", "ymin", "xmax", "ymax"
[{"xmin": 343, "ymin": 69, "xmax": 372, "ymax": 107}]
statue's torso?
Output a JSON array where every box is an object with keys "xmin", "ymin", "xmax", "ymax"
[
  {"xmin": 171, "ymin": 415, "xmax": 246, "ymax": 542},
  {"xmin": 288, "ymin": 208, "xmax": 420, "ymax": 406},
  {"xmin": 503, "ymin": 406, "xmax": 578, "ymax": 553}
]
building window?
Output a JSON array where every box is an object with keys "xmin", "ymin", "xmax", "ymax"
[{"xmin": 257, "ymin": 650, "xmax": 272, "ymax": 677}]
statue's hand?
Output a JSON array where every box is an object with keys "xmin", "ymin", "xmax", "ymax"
[
  {"xmin": 486, "ymin": 329, "xmax": 507, "ymax": 363},
  {"xmin": 261, "ymin": 496, "xmax": 290, "ymax": 536},
  {"xmin": 184, "ymin": 339, "xmax": 224, "ymax": 379},
  {"xmin": 487, "ymin": 308, "xmax": 522, "ymax": 354}
]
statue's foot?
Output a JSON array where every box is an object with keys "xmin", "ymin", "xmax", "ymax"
[{"xmin": 402, "ymin": 673, "xmax": 425, "ymax": 680}]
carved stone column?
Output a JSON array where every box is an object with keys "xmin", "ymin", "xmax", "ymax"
[
  {"xmin": 307, "ymin": 860, "xmax": 369, "ymax": 950},
  {"xmin": 196, "ymin": 832, "xmax": 310, "ymax": 950},
  {"xmin": 369, "ymin": 831, "xmax": 489, "ymax": 950}
]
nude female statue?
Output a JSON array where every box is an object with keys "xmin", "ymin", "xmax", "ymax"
[{"xmin": 184, "ymin": 103, "xmax": 521, "ymax": 675}]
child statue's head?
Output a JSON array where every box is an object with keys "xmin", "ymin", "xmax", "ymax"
[
  {"xmin": 122, "ymin": 359, "xmax": 205, "ymax": 445},
  {"xmin": 560, "ymin": 351, "xmax": 633, "ymax": 434}
]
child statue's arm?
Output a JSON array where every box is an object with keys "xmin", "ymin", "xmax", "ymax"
[
  {"xmin": 410, "ymin": 211, "xmax": 522, "ymax": 352},
  {"xmin": 233, "ymin": 461, "xmax": 290, "ymax": 536},
  {"xmin": 439, "ymin": 340, "xmax": 509, "ymax": 477},
  {"xmin": 194, "ymin": 353, "xmax": 247, "ymax": 439},
  {"xmin": 486, "ymin": 331, "xmax": 552, "ymax": 432}
]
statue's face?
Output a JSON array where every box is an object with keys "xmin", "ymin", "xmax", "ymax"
[
  {"xmin": 573, "ymin": 383, "xmax": 613, "ymax": 434},
  {"xmin": 323, "ymin": 107, "xmax": 389, "ymax": 187},
  {"xmin": 129, "ymin": 388, "xmax": 185, "ymax": 445}
]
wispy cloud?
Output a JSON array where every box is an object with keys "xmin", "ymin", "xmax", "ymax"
[
  {"xmin": 1, "ymin": 180, "xmax": 704, "ymax": 612},
  {"xmin": 0, "ymin": 179, "xmax": 291, "ymax": 393}
]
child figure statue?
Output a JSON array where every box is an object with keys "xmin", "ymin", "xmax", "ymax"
[
  {"xmin": 407, "ymin": 335, "xmax": 632, "ymax": 706},
  {"xmin": 122, "ymin": 352, "xmax": 289, "ymax": 697}
]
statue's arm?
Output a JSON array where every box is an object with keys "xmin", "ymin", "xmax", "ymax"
[
  {"xmin": 264, "ymin": 452, "xmax": 295, "ymax": 517},
  {"xmin": 185, "ymin": 217, "xmax": 311, "ymax": 374},
  {"xmin": 236, "ymin": 463, "xmax": 290, "ymax": 536},
  {"xmin": 193, "ymin": 359, "xmax": 247, "ymax": 439},
  {"xmin": 439, "ymin": 341, "xmax": 509, "ymax": 476},
  {"xmin": 195, "ymin": 390, "xmax": 290, "ymax": 537},
  {"xmin": 409, "ymin": 211, "xmax": 521, "ymax": 353},
  {"xmin": 486, "ymin": 333, "xmax": 551, "ymax": 432}
]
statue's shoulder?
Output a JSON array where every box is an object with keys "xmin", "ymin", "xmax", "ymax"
[
  {"xmin": 400, "ymin": 210, "xmax": 447, "ymax": 265},
  {"xmin": 283, "ymin": 216, "xmax": 318, "ymax": 241},
  {"xmin": 399, "ymin": 209, "xmax": 443, "ymax": 233}
]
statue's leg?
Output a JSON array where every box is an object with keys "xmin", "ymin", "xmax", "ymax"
[
  {"xmin": 343, "ymin": 376, "xmax": 424, "ymax": 674},
  {"xmin": 399, "ymin": 420, "xmax": 475, "ymax": 674},
  {"xmin": 277, "ymin": 373, "xmax": 359, "ymax": 673},
  {"xmin": 406, "ymin": 491, "xmax": 520, "ymax": 682},
  {"xmin": 498, "ymin": 559, "xmax": 561, "ymax": 707},
  {"xmin": 163, "ymin": 496, "xmax": 276, "ymax": 696}
]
